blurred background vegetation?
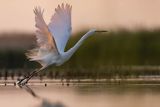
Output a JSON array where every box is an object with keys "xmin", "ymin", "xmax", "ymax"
[{"xmin": 1, "ymin": 29, "xmax": 160, "ymax": 80}]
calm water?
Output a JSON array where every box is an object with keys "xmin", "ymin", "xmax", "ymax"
[{"xmin": 0, "ymin": 84, "xmax": 160, "ymax": 107}]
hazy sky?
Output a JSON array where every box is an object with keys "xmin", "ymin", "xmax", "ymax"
[{"xmin": 0, "ymin": 0, "xmax": 160, "ymax": 33}]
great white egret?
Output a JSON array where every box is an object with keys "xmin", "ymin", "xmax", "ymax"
[{"xmin": 17, "ymin": 3, "xmax": 107, "ymax": 86}]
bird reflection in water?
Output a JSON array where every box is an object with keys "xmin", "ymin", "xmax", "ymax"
[
  {"xmin": 18, "ymin": 84, "xmax": 66, "ymax": 107},
  {"xmin": 39, "ymin": 99, "xmax": 65, "ymax": 107}
]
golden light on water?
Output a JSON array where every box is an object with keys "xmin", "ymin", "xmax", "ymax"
[{"xmin": 0, "ymin": 0, "xmax": 160, "ymax": 33}]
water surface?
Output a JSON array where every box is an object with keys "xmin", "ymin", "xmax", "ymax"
[{"xmin": 0, "ymin": 84, "xmax": 160, "ymax": 107}]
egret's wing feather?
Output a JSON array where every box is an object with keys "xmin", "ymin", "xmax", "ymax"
[
  {"xmin": 48, "ymin": 3, "xmax": 72, "ymax": 53},
  {"xmin": 26, "ymin": 7, "xmax": 59, "ymax": 66}
]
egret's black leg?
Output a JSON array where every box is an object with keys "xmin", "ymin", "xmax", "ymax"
[
  {"xmin": 25, "ymin": 70, "xmax": 40, "ymax": 83},
  {"xmin": 17, "ymin": 69, "xmax": 41, "ymax": 86},
  {"xmin": 17, "ymin": 77, "xmax": 28, "ymax": 86}
]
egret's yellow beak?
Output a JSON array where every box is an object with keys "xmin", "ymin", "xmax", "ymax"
[{"xmin": 95, "ymin": 30, "xmax": 108, "ymax": 32}]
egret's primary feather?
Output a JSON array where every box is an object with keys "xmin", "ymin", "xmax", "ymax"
[{"xmin": 48, "ymin": 3, "xmax": 72, "ymax": 53}]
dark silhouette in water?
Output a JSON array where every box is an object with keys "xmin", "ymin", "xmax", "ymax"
[
  {"xmin": 18, "ymin": 84, "xmax": 66, "ymax": 107},
  {"xmin": 18, "ymin": 84, "xmax": 40, "ymax": 98},
  {"xmin": 39, "ymin": 99, "xmax": 65, "ymax": 107}
]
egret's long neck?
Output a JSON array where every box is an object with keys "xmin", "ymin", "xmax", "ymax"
[{"xmin": 66, "ymin": 29, "xmax": 96, "ymax": 58}]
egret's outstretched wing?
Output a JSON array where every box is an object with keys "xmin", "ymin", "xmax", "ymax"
[
  {"xmin": 48, "ymin": 3, "xmax": 72, "ymax": 53},
  {"xmin": 26, "ymin": 7, "xmax": 59, "ymax": 66}
]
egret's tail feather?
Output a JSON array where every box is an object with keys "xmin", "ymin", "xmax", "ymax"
[
  {"xmin": 25, "ymin": 48, "xmax": 48, "ymax": 67},
  {"xmin": 25, "ymin": 49, "xmax": 38, "ymax": 60}
]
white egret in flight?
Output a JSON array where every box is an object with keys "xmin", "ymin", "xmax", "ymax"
[{"xmin": 17, "ymin": 3, "xmax": 107, "ymax": 86}]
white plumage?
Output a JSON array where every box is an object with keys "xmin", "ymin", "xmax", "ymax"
[
  {"xmin": 48, "ymin": 4, "xmax": 72, "ymax": 53},
  {"xmin": 26, "ymin": 4, "xmax": 72, "ymax": 69},
  {"xmin": 18, "ymin": 3, "xmax": 106, "ymax": 86}
]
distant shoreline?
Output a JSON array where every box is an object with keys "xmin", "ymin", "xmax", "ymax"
[{"xmin": 1, "ymin": 78, "xmax": 160, "ymax": 86}]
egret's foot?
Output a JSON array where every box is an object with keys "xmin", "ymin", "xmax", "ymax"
[{"xmin": 17, "ymin": 78, "xmax": 29, "ymax": 86}]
